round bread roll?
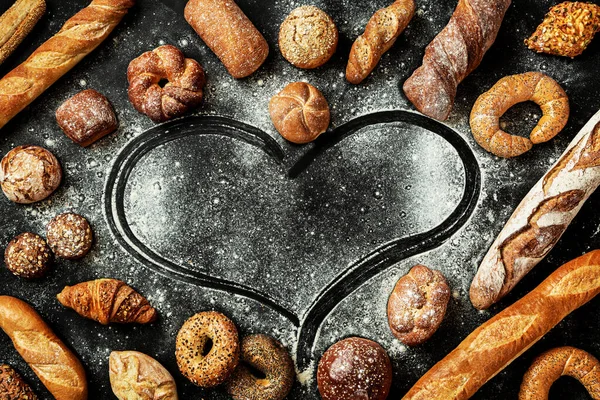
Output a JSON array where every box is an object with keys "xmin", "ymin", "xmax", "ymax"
[
  {"xmin": 279, "ymin": 5, "xmax": 338, "ymax": 69},
  {"xmin": 4, "ymin": 232, "xmax": 52, "ymax": 279},
  {"xmin": 0, "ymin": 145, "xmax": 62, "ymax": 204},
  {"xmin": 269, "ymin": 82, "xmax": 330, "ymax": 144},
  {"xmin": 46, "ymin": 213, "xmax": 93, "ymax": 260}
]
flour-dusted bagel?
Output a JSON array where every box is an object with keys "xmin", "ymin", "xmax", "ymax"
[{"xmin": 127, "ymin": 45, "xmax": 206, "ymax": 123}]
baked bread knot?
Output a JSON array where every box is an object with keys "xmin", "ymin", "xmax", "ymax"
[
  {"xmin": 470, "ymin": 72, "xmax": 569, "ymax": 158},
  {"xmin": 127, "ymin": 44, "xmax": 206, "ymax": 123},
  {"xmin": 226, "ymin": 334, "xmax": 295, "ymax": 400},
  {"xmin": 269, "ymin": 82, "xmax": 330, "ymax": 144},
  {"xmin": 176, "ymin": 311, "xmax": 239, "ymax": 388}
]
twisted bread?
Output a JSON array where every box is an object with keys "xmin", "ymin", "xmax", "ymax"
[
  {"xmin": 0, "ymin": 0, "xmax": 135, "ymax": 129},
  {"xmin": 403, "ymin": 0, "xmax": 511, "ymax": 121},
  {"xmin": 0, "ymin": 0, "xmax": 46, "ymax": 65},
  {"xmin": 470, "ymin": 110, "xmax": 600, "ymax": 309},
  {"xmin": 0, "ymin": 296, "xmax": 87, "ymax": 400},
  {"xmin": 403, "ymin": 250, "xmax": 600, "ymax": 399},
  {"xmin": 346, "ymin": 0, "xmax": 415, "ymax": 84}
]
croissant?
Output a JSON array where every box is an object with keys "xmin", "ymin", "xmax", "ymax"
[{"xmin": 57, "ymin": 279, "xmax": 157, "ymax": 325}]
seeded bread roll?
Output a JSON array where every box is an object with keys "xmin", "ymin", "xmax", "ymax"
[
  {"xmin": 4, "ymin": 232, "xmax": 52, "ymax": 279},
  {"xmin": 0, "ymin": 364, "xmax": 38, "ymax": 399},
  {"xmin": 46, "ymin": 213, "xmax": 93, "ymax": 260}
]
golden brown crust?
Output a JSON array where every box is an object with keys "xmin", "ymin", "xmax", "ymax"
[
  {"xmin": 0, "ymin": 145, "xmax": 62, "ymax": 204},
  {"xmin": 226, "ymin": 334, "xmax": 295, "ymax": 400},
  {"xmin": 109, "ymin": 351, "xmax": 178, "ymax": 400},
  {"xmin": 127, "ymin": 45, "xmax": 205, "ymax": 122},
  {"xmin": 0, "ymin": 0, "xmax": 135, "ymax": 129},
  {"xmin": 0, "ymin": 0, "xmax": 46, "ymax": 65},
  {"xmin": 0, "ymin": 296, "xmax": 88, "ymax": 400},
  {"xmin": 346, "ymin": 0, "xmax": 415, "ymax": 84},
  {"xmin": 46, "ymin": 213, "xmax": 93, "ymax": 260},
  {"xmin": 0, "ymin": 364, "xmax": 38, "ymax": 399},
  {"xmin": 184, "ymin": 0, "xmax": 268, "ymax": 78},
  {"xmin": 268, "ymin": 82, "xmax": 330, "ymax": 144},
  {"xmin": 387, "ymin": 264, "xmax": 450, "ymax": 346},
  {"xmin": 57, "ymin": 279, "xmax": 157, "ymax": 325},
  {"xmin": 279, "ymin": 6, "xmax": 338, "ymax": 69},
  {"xmin": 519, "ymin": 346, "xmax": 600, "ymax": 400},
  {"xmin": 175, "ymin": 311, "xmax": 239, "ymax": 388},
  {"xmin": 404, "ymin": 251, "xmax": 600, "ymax": 399},
  {"xmin": 525, "ymin": 2, "xmax": 600, "ymax": 58},
  {"xmin": 4, "ymin": 232, "xmax": 52, "ymax": 279}
]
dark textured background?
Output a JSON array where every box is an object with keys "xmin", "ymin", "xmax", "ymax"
[{"xmin": 1, "ymin": 0, "xmax": 600, "ymax": 398}]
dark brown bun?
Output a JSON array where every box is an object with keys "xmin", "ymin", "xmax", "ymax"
[{"xmin": 4, "ymin": 232, "xmax": 52, "ymax": 279}]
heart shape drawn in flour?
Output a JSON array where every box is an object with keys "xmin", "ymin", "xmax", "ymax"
[{"xmin": 104, "ymin": 110, "xmax": 480, "ymax": 369}]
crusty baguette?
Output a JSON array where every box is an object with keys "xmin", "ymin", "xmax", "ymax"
[
  {"xmin": 403, "ymin": 250, "xmax": 600, "ymax": 399},
  {"xmin": 0, "ymin": 0, "xmax": 135, "ymax": 129},
  {"xmin": 403, "ymin": 0, "xmax": 511, "ymax": 121},
  {"xmin": 470, "ymin": 109, "xmax": 600, "ymax": 310},
  {"xmin": 0, "ymin": 295, "xmax": 88, "ymax": 400},
  {"xmin": 184, "ymin": 0, "xmax": 268, "ymax": 78},
  {"xmin": 346, "ymin": 0, "xmax": 415, "ymax": 84},
  {"xmin": 0, "ymin": 0, "xmax": 46, "ymax": 65}
]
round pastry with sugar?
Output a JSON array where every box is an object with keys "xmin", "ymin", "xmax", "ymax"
[
  {"xmin": 0, "ymin": 145, "xmax": 62, "ymax": 204},
  {"xmin": 46, "ymin": 213, "xmax": 93, "ymax": 260},
  {"xmin": 269, "ymin": 82, "xmax": 330, "ymax": 144},
  {"xmin": 4, "ymin": 232, "xmax": 52, "ymax": 279}
]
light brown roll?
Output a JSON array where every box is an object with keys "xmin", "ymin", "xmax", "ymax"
[
  {"xmin": 0, "ymin": 0, "xmax": 46, "ymax": 65},
  {"xmin": 184, "ymin": 0, "xmax": 268, "ymax": 78},
  {"xmin": 269, "ymin": 82, "xmax": 330, "ymax": 144},
  {"xmin": 0, "ymin": 296, "xmax": 88, "ymax": 400}
]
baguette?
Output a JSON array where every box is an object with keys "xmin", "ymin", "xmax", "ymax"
[
  {"xmin": 0, "ymin": 295, "xmax": 87, "ymax": 400},
  {"xmin": 346, "ymin": 0, "xmax": 415, "ymax": 84},
  {"xmin": 0, "ymin": 0, "xmax": 46, "ymax": 65},
  {"xmin": 402, "ymin": 0, "xmax": 511, "ymax": 121},
  {"xmin": 403, "ymin": 250, "xmax": 600, "ymax": 399},
  {"xmin": 0, "ymin": 0, "xmax": 135, "ymax": 129},
  {"xmin": 470, "ymin": 109, "xmax": 600, "ymax": 310}
]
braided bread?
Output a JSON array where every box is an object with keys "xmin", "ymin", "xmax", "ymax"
[
  {"xmin": 403, "ymin": 250, "xmax": 600, "ymax": 399},
  {"xmin": 0, "ymin": 0, "xmax": 46, "ymax": 65},
  {"xmin": 127, "ymin": 45, "xmax": 206, "ymax": 123},
  {"xmin": 0, "ymin": 296, "xmax": 87, "ymax": 400},
  {"xmin": 346, "ymin": 0, "xmax": 415, "ymax": 84},
  {"xmin": 403, "ymin": 0, "xmax": 511, "ymax": 121},
  {"xmin": 0, "ymin": 0, "xmax": 134, "ymax": 129}
]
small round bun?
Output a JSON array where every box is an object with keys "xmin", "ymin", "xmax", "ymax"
[
  {"xmin": 226, "ymin": 334, "xmax": 295, "ymax": 400},
  {"xmin": 46, "ymin": 213, "xmax": 93, "ymax": 260},
  {"xmin": 317, "ymin": 337, "xmax": 392, "ymax": 400},
  {"xmin": 269, "ymin": 82, "xmax": 330, "ymax": 144},
  {"xmin": 279, "ymin": 5, "xmax": 338, "ymax": 69},
  {"xmin": 175, "ymin": 311, "xmax": 239, "ymax": 388},
  {"xmin": 4, "ymin": 232, "xmax": 52, "ymax": 279},
  {"xmin": 0, "ymin": 145, "xmax": 62, "ymax": 204}
]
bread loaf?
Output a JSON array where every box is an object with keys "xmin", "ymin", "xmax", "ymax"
[
  {"xmin": 0, "ymin": 0, "xmax": 135, "ymax": 129},
  {"xmin": 0, "ymin": 296, "xmax": 87, "ymax": 400},
  {"xmin": 184, "ymin": 0, "xmax": 268, "ymax": 78},
  {"xmin": 0, "ymin": 0, "xmax": 46, "ymax": 65},
  {"xmin": 403, "ymin": 250, "xmax": 600, "ymax": 399},
  {"xmin": 470, "ymin": 109, "xmax": 600, "ymax": 309}
]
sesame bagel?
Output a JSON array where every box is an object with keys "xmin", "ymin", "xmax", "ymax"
[
  {"xmin": 226, "ymin": 334, "xmax": 295, "ymax": 400},
  {"xmin": 175, "ymin": 311, "xmax": 239, "ymax": 388}
]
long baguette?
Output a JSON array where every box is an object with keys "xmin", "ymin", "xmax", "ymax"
[
  {"xmin": 470, "ymin": 109, "xmax": 600, "ymax": 310},
  {"xmin": 0, "ymin": 0, "xmax": 135, "ymax": 129},
  {"xmin": 0, "ymin": 0, "xmax": 46, "ymax": 65},
  {"xmin": 403, "ymin": 250, "xmax": 600, "ymax": 399},
  {"xmin": 0, "ymin": 295, "xmax": 88, "ymax": 400}
]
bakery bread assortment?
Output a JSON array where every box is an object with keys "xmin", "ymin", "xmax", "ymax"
[
  {"xmin": 56, "ymin": 89, "xmax": 118, "ymax": 147},
  {"xmin": 470, "ymin": 72, "xmax": 569, "ymax": 158},
  {"xmin": 470, "ymin": 110, "xmax": 600, "ymax": 310},
  {"xmin": 0, "ymin": 145, "xmax": 62, "ymax": 204},
  {"xmin": 403, "ymin": 251, "xmax": 600, "ymax": 399},
  {"xmin": 109, "ymin": 351, "xmax": 178, "ymax": 400},
  {"xmin": 0, "ymin": 0, "xmax": 135, "ymax": 129},
  {"xmin": 519, "ymin": 346, "xmax": 600, "ymax": 400},
  {"xmin": 403, "ymin": 0, "xmax": 512, "ymax": 121},
  {"xmin": 346, "ymin": 0, "xmax": 415, "ymax": 84},
  {"xmin": 184, "ymin": 0, "xmax": 268, "ymax": 78},
  {"xmin": 0, "ymin": 296, "xmax": 88, "ymax": 400},
  {"xmin": 3, "ymin": 0, "xmax": 600, "ymax": 398},
  {"xmin": 0, "ymin": 0, "xmax": 46, "ymax": 65},
  {"xmin": 269, "ymin": 82, "xmax": 330, "ymax": 144},
  {"xmin": 127, "ymin": 45, "xmax": 206, "ymax": 122},
  {"xmin": 279, "ymin": 6, "xmax": 339, "ymax": 69},
  {"xmin": 387, "ymin": 264, "xmax": 450, "ymax": 346}
]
